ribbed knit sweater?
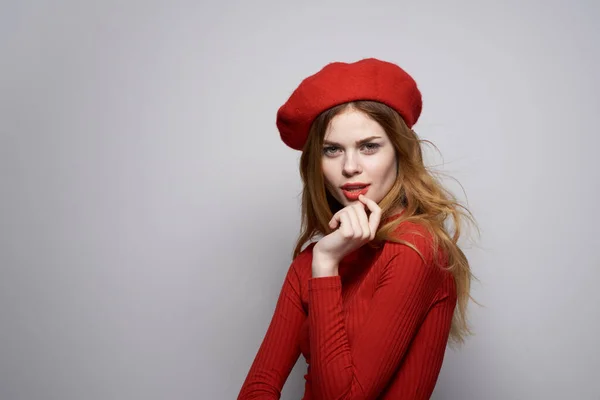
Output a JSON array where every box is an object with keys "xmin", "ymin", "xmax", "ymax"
[{"xmin": 238, "ymin": 219, "xmax": 457, "ymax": 399}]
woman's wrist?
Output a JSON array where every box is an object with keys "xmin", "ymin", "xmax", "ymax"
[{"xmin": 312, "ymin": 248, "xmax": 339, "ymax": 277}]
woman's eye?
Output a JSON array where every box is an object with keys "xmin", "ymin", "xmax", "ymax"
[
  {"xmin": 322, "ymin": 146, "xmax": 339, "ymax": 155},
  {"xmin": 322, "ymin": 143, "xmax": 380, "ymax": 156},
  {"xmin": 363, "ymin": 143, "xmax": 380, "ymax": 152}
]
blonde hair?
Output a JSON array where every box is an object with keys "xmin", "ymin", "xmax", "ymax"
[{"xmin": 292, "ymin": 100, "xmax": 480, "ymax": 347}]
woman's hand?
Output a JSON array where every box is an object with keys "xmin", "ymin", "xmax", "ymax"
[{"xmin": 313, "ymin": 194, "xmax": 382, "ymax": 274}]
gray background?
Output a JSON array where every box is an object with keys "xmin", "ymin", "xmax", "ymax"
[{"xmin": 1, "ymin": 1, "xmax": 599, "ymax": 399}]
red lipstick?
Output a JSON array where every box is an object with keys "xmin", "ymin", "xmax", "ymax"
[{"xmin": 341, "ymin": 183, "xmax": 370, "ymax": 201}]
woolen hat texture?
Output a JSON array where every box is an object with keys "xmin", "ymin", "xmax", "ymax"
[{"xmin": 276, "ymin": 57, "xmax": 423, "ymax": 151}]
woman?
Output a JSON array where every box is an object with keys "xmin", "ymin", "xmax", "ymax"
[{"xmin": 237, "ymin": 58, "xmax": 478, "ymax": 399}]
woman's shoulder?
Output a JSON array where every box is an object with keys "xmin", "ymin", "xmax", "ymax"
[
  {"xmin": 387, "ymin": 218, "xmax": 433, "ymax": 245},
  {"xmin": 382, "ymin": 219, "xmax": 444, "ymax": 266},
  {"xmin": 282, "ymin": 241, "xmax": 317, "ymax": 285}
]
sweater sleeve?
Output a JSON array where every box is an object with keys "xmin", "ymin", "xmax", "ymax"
[
  {"xmin": 237, "ymin": 258, "xmax": 306, "ymax": 400},
  {"xmin": 307, "ymin": 245, "xmax": 447, "ymax": 400}
]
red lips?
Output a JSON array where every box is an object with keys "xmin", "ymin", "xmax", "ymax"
[
  {"xmin": 341, "ymin": 182, "xmax": 369, "ymax": 190},
  {"xmin": 341, "ymin": 184, "xmax": 370, "ymax": 201}
]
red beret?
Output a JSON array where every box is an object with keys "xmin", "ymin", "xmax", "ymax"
[{"xmin": 276, "ymin": 58, "xmax": 423, "ymax": 151}]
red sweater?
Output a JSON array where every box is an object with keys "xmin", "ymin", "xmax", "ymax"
[{"xmin": 238, "ymin": 220, "xmax": 457, "ymax": 399}]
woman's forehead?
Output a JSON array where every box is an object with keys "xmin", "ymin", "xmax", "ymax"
[{"xmin": 324, "ymin": 110, "xmax": 387, "ymax": 142}]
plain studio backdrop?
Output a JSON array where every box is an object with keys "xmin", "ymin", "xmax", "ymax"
[{"xmin": 1, "ymin": 1, "xmax": 599, "ymax": 399}]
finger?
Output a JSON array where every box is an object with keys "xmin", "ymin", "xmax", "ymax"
[
  {"xmin": 329, "ymin": 214, "xmax": 338, "ymax": 229},
  {"xmin": 338, "ymin": 211, "xmax": 354, "ymax": 238},
  {"xmin": 329, "ymin": 209, "xmax": 344, "ymax": 229},
  {"xmin": 345, "ymin": 206, "xmax": 363, "ymax": 238},
  {"xmin": 358, "ymin": 194, "xmax": 380, "ymax": 215},
  {"xmin": 353, "ymin": 203, "xmax": 371, "ymax": 239},
  {"xmin": 358, "ymin": 195, "xmax": 381, "ymax": 238}
]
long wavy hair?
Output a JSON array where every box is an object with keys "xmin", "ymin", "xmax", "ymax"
[{"xmin": 291, "ymin": 100, "xmax": 480, "ymax": 347}]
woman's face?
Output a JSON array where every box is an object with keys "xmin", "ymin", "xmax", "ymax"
[{"xmin": 321, "ymin": 108, "xmax": 398, "ymax": 208}]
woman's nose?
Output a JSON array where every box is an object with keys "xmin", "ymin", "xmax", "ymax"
[{"xmin": 342, "ymin": 154, "xmax": 362, "ymax": 176}]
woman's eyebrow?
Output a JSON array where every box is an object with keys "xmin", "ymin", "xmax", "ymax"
[{"xmin": 323, "ymin": 136, "xmax": 382, "ymax": 146}]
